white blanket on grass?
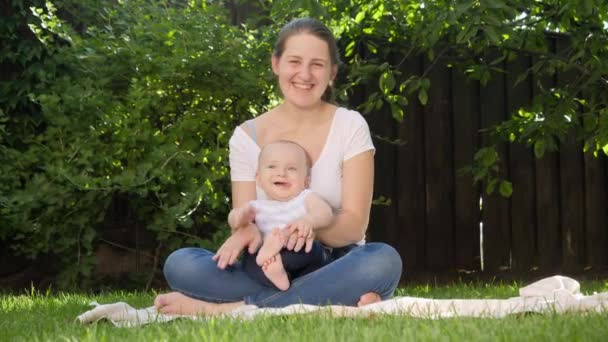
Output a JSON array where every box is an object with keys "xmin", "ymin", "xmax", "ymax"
[{"xmin": 76, "ymin": 275, "xmax": 608, "ymax": 327}]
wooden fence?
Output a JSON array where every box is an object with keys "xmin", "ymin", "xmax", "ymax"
[{"xmin": 365, "ymin": 37, "xmax": 608, "ymax": 277}]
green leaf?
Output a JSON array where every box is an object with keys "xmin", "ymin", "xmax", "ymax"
[
  {"xmin": 361, "ymin": 100, "xmax": 375, "ymax": 114},
  {"xmin": 366, "ymin": 41, "xmax": 377, "ymax": 54},
  {"xmin": 397, "ymin": 95, "xmax": 408, "ymax": 107},
  {"xmin": 534, "ymin": 139, "xmax": 546, "ymax": 158},
  {"xmin": 344, "ymin": 40, "xmax": 355, "ymax": 57},
  {"xmin": 485, "ymin": 178, "xmax": 497, "ymax": 194},
  {"xmin": 374, "ymin": 99, "xmax": 384, "ymax": 110},
  {"xmin": 355, "ymin": 11, "xmax": 366, "ymax": 23},
  {"xmin": 379, "ymin": 71, "xmax": 396, "ymax": 94},
  {"xmin": 390, "ymin": 103, "xmax": 404, "ymax": 122},
  {"xmin": 421, "ymin": 78, "xmax": 431, "ymax": 89},
  {"xmin": 481, "ymin": 149, "xmax": 497, "ymax": 167},
  {"xmin": 499, "ymin": 180, "xmax": 512, "ymax": 198},
  {"xmin": 418, "ymin": 89, "xmax": 428, "ymax": 105}
]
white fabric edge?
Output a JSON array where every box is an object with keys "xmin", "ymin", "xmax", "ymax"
[{"xmin": 75, "ymin": 275, "xmax": 608, "ymax": 327}]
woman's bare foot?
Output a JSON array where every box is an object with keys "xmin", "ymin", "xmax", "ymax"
[
  {"xmin": 154, "ymin": 292, "xmax": 243, "ymax": 316},
  {"xmin": 262, "ymin": 255, "xmax": 290, "ymax": 291},
  {"xmin": 357, "ymin": 292, "xmax": 382, "ymax": 306},
  {"xmin": 256, "ymin": 228, "xmax": 286, "ymax": 265}
]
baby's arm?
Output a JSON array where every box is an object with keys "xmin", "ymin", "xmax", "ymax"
[{"xmin": 227, "ymin": 205, "xmax": 256, "ymax": 231}]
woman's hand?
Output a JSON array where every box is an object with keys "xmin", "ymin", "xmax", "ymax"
[
  {"xmin": 284, "ymin": 220, "xmax": 315, "ymax": 253},
  {"xmin": 212, "ymin": 223, "xmax": 262, "ymax": 269}
]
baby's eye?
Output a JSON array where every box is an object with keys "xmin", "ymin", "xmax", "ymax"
[
  {"xmin": 267, "ymin": 165, "xmax": 276, "ymax": 169},
  {"xmin": 288, "ymin": 167, "xmax": 297, "ymax": 171}
]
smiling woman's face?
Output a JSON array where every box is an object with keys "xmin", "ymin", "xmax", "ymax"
[{"xmin": 271, "ymin": 33, "xmax": 337, "ymax": 109}]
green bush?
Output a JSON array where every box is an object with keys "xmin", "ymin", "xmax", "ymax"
[{"xmin": 1, "ymin": 0, "xmax": 273, "ymax": 287}]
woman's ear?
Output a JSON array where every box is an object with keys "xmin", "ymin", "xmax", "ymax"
[
  {"xmin": 305, "ymin": 174, "xmax": 311, "ymax": 187},
  {"xmin": 330, "ymin": 64, "xmax": 338, "ymax": 83},
  {"xmin": 271, "ymin": 55, "xmax": 280, "ymax": 76}
]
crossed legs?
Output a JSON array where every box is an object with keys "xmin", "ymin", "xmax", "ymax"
[{"xmin": 155, "ymin": 243, "xmax": 402, "ymax": 315}]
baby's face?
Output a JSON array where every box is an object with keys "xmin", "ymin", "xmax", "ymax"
[{"xmin": 256, "ymin": 143, "xmax": 309, "ymax": 201}]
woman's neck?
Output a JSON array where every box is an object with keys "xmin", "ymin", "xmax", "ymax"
[{"xmin": 274, "ymin": 101, "xmax": 335, "ymax": 126}]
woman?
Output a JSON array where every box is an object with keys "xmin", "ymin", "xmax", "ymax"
[{"xmin": 154, "ymin": 17, "xmax": 402, "ymax": 316}]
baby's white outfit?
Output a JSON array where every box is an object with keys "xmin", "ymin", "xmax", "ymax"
[{"xmin": 249, "ymin": 189, "xmax": 312, "ymax": 237}]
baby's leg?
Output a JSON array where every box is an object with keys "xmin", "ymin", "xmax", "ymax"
[
  {"xmin": 282, "ymin": 241, "xmax": 330, "ymax": 278},
  {"xmin": 256, "ymin": 228, "xmax": 286, "ymax": 265},
  {"xmin": 261, "ymin": 254, "xmax": 290, "ymax": 291}
]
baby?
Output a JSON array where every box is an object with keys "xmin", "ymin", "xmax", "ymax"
[{"xmin": 228, "ymin": 140, "xmax": 333, "ymax": 290}]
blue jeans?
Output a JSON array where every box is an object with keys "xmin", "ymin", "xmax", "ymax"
[
  {"xmin": 163, "ymin": 242, "xmax": 403, "ymax": 307},
  {"xmin": 242, "ymin": 241, "xmax": 330, "ymax": 289}
]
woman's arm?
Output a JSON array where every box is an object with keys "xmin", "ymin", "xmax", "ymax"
[
  {"xmin": 301, "ymin": 192, "xmax": 334, "ymax": 229},
  {"xmin": 213, "ymin": 181, "xmax": 261, "ymax": 269},
  {"xmin": 315, "ymin": 150, "xmax": 374, "ymax": 247},
  {"xmin": 231, "ymin": 181, "xmax": 257, "ymax": 209}
]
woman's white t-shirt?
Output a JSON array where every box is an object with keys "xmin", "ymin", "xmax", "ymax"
[{"xmin": 229, "ymin": 107, "xmax": 375, "ymax": 213}]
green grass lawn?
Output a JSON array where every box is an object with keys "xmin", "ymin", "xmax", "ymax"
[{"xmin": 2, "ymin": 280, "xmax": 608, "ymax": 342}]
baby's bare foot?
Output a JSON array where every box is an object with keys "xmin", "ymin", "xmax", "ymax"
[
  {"xmin": 262, "ymin": 255, "xmax": 290, "ymax": 291},
  {"xmin": 357, "ymin": 292, "xmax": 382, "ymax": 306},
  {"xmin": 256, "ymin": 228, "xmax": 286, "ymax": 266}
]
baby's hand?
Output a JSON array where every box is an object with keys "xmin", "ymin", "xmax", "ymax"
[
  {"xmin": 228, "ymin": 205, "xmax": 256, "ymax": 230},
  {"xmin": 284, "ymin": 219, "xmax": 315, "ymax": 253}
]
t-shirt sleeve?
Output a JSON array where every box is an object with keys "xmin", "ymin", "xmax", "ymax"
[
  {"xmin": 343, "ymin": 111, "xmax": 376, "ymax": 161},
  {"xmin": 229, "ymin": 128, "xmax": 257, "ymax": 182}
]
